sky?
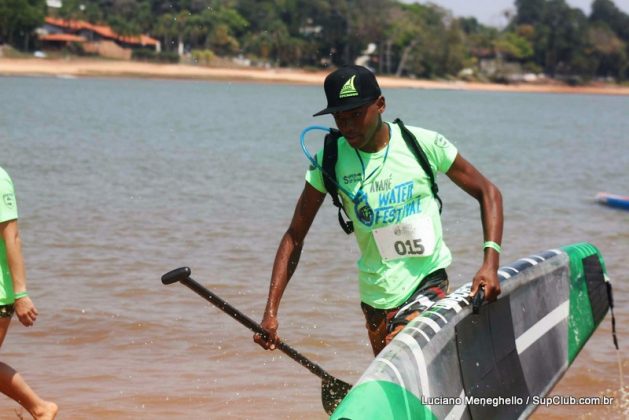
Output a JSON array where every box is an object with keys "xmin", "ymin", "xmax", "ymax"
[{"xmin": 403, "ymin": 0, "xmax": 629, "ymax": 27}]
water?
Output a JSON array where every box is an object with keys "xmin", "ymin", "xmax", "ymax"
[{"xmin": 0, "ymin": 76, "xmax": 627, "ymax": 419}]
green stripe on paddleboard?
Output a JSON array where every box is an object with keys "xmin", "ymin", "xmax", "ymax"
[
  {"xmin": 331, "ymin": 380, "xmax": 437, "ymax": 420},
  {"xmin": 562, "ymin": 242, "xmax": 607, "ymax": 363}
]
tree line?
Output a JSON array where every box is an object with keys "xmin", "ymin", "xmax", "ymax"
[{"xmin": 1, "ymin": 0, "xmax": 628, "ymax": 82}]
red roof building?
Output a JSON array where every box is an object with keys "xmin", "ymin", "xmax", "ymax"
[
  {"xmin": 42, "ymin": 17, "xmax": 159, "ymax": 49},
  {"xmin": 39, "ymin": 33, "xmax": 86, "ymax": 43}
]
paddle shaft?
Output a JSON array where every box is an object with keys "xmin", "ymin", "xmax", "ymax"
[{"xmin": 179, "ymin": 276, "xmax": 334, "ymax": 381}]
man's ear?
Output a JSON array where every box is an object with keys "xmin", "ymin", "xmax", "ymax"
[{"xmin": 377, "ymin": 96, "xmax": 386, "ymax": 113}]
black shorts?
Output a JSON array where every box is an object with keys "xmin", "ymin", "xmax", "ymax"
[
  {"xmin": 361, "ymin": 268, "xmax": 449, "ymax": 334},
  {"xmin": 0, "ymin": 304, "xmax": 15, "ymax": 318}
]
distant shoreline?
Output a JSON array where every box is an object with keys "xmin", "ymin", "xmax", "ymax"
[{"xmin": 2, "ymin": 57, "xmax": 629, "ymax": 96}]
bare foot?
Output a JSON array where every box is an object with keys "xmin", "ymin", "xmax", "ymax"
[{"xmin": 32, "ymin": 401, "xmax": 58, "ymax": 420}]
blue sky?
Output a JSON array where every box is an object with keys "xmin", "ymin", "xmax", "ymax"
[{"xmin": 403, "ymin": 0, "xmax": 629, "ymax": 26}]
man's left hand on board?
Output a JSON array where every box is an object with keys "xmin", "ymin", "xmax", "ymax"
[{"xmin": 470, "ymin": 266, "xmax": 501, "ymax": 302}]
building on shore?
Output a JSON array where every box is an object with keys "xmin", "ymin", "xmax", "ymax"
[{"xmin": 38, "ymin": 16, "xmax": 160, "ymax": 60}]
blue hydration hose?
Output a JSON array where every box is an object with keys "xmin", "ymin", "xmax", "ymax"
[
  {"xmin": 299, "ymin": 125, "xmax": 356, "ymax": 200},
  {"xmin": 299, "ymin": 125, "xmax": 330, "ymax": 169}
]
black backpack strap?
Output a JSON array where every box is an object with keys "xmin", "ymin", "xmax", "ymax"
[
  {"xmin": 323, "ymin": 129, "xmax": 354, "ymax": 234},
  {"xmin": 394, "ymin": 118, "xmax": 443, "ymax": 214}
]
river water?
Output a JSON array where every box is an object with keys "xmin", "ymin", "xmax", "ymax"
[{"xmin": 0, "ymin": 76, "xmax": 627, "ymax": 419}]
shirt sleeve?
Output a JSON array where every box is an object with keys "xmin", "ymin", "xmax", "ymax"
[
  {"xmin": 0, "ymin": 169, "xmax": 18, "ymax": 223},
  {"xmin": 410, "ymin": 127, "xmax": 458, "ymax": 174},
  {"xmin": 304, "ymin": 148, "xmax": 328, "ymax": 194}
]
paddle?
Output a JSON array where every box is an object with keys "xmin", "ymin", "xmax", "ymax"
[{"xmin": 161, "ymin": 267, "xmax": 352, "ymax": 415}]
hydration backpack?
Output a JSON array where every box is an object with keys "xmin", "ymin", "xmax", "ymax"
[{"xmin": 322, "ymin": 118, "xmax": 443, "ymax": 234}]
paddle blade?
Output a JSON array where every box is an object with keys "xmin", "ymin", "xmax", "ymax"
[{"xmin": 321, "ymin": 375, "xmax": 352, "ymax": 415}]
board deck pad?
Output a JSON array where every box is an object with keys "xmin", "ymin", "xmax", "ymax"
[{"xmin": 331, "ymin": 243, "xmax": 610, "ymax": 420}]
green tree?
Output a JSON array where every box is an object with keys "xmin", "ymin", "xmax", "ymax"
[
  {"xmin": 543, "ymin": 0, "xmax": 589, "ymax": 75},
  {"xmin": 59, "ymin": 0, "xmax": 105, "ymax": 22},
  {"xmin": 511, "ymin": 0, "xmax": 590, "ymax": 76},
  {"xmin": 385, "ymin": 3, "xmax": 426, "ymax": 76},
  {"xmin": 494, "ymin": 31, "xmax": 533, "ymax": 61},
  {"xmin": 236, "ymin": 0, "xmax": 328, "ymax": 66},
  {"xmin": 585, "ymin": 21, "xmax": 627, "ymax": 80},
  {"xmin": 385, "ymin": 2, "xmax": 465, "ymax": 78},
  {"xmin": 342, "ymin": 0, "xmax": 394, "ymax": 66},
  {"xmin": 108, "ymin": 16, "xmax": 142, "ymax": 37},
  {"xmin": 459, "ymin": 17, "xmax": 500, "ymax": 67},
  {"xmin": 185, "ymin": 7, "xmax": 247, "ymax": 53},
  {"xmin": 441, "ymin": 18, "xmax": 467, "ymax": 76},
  {"xmin": 514, "ymin": 0, "xmax": 545, "ymax": 24},
  {"xmin": 208, "ymin": 23, "xmax": 239, "ymax": 55},
  {"xmin": 152, "ymin": 12, "xmax": 187, "ymax": 52},
  {"xmin": 0, "ymin": 0, "xmax": 46, "ymax": 50},
  {"xmin": 590, "ymin": 0, "xmax": 629, "ymax": 40}
]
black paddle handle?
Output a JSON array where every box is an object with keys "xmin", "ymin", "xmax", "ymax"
[
  {"xmin": 472, "ymin": 287, "xmax": 485, "ymax": 314},
  {"xmin": 175, "ymin": 275, "xmax": 332, "ymax": 381}
]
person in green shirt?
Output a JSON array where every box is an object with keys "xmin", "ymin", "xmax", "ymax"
[
  {"xmin": 0, "ymin": 166, "xmax": 58, "ymax": 419},
  {"xmin": 254, "ymin": 65, "xmax": 503, "ymax": 356}
]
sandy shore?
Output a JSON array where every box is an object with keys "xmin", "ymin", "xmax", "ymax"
[{"xmin": 2, "ymin": 57, "xmax": 629, "ymax": 96}]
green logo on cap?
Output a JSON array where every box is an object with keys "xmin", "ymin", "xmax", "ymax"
[{"xmin": 339, "ymin": 75, "xmax": 359, "ymax": 98}]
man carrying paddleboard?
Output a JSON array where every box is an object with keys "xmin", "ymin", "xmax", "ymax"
[{"xmin": 254, "ymin": 65, "xmax": 503, "ymax": 356}]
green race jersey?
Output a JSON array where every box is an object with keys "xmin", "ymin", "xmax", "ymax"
[
  {"xmin": 306, "ymin": 122, "xmax": 458, "ymax": 308},
  {"xmin": 0, "ymin": 167, "xmax": 18, "ymax": 304}
]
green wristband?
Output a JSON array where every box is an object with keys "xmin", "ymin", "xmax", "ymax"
[
  {"xmin": 14, "ymin": 291, "xmax": 28, "ymax": 299},
  {"xmin": 483, "ymin": 241, "xmax": 502, "ymax": 254}
]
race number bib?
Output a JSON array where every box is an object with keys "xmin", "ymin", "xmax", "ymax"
[{"xmin": 372, "ymin": 213, "xmax": 436, "ymax": 261}]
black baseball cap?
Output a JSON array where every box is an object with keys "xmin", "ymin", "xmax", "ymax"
[{"xmin": 313, "ymin": 65, "xmax": 382, "ymax": 117}]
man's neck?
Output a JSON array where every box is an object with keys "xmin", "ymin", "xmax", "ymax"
[{"xmin": 360, "ymin": 121, "xmax": 389, "ymax": 153}]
